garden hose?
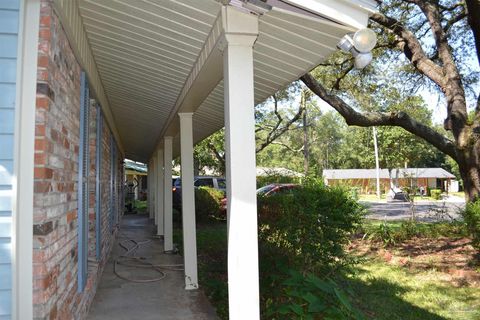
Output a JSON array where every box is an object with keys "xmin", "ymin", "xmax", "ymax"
[{"xmin": 113, "ymin": 238, "xmax": 184, "ymax": 283}]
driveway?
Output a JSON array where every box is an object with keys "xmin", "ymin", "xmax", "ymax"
[{"xmin": 362, "ymin": 196, "xmax": 466, "ymax": 222}]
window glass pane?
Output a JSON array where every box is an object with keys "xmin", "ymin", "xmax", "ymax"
[
  {"xmin": 257, "ymin": 185, "xmax": 275, "ymax": 195},
  {"xmin": 195, "ymin": 178, "xmax": 213, "ymax": 187},
  {"xmin": 217, "ymin": 179, "xmax": 226, "ymax": 189}
]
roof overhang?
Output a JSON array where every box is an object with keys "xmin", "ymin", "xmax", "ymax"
[{"xmin": 52, "ymin": 0, "xmax": 377, "ymax": 162}]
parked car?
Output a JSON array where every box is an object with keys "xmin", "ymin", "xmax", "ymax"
[
  {"xmin": 172, "ymin": 176, "xmax": 226, "ymax": 209},
  {"xmin": 220, "ymin": 183, "xmax": 299, "ymax": 213}
]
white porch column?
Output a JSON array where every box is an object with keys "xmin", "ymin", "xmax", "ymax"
[
  {"xmin": 163, "ymin": 136, "xmax": 174, "ymax": 252},
  {"xmin": 148, "ymin": 160, "xmax": 153, "ymax": 219},
  {"xmin": 222, "ymin": 7, "xmax": 260, "ymax": 320},
  {"xmin": 152, "ymin": 154, "xmax": 157, "ymax": 224},
  {"xmin": 156, "ymin": 149, "xmax": 165, "ymax": 236},
  {"xmin": 179, "ymin": 113, "xmax": 198, "ymax": 290}
]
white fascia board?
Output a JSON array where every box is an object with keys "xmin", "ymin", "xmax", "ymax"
[{"xmin": 281, "ymin": 0, "xmax": 378, "ymax": 30}]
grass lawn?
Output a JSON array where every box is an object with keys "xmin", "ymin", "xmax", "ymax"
[
  {"xmin": 346, "ymin": 259, "xmax": 480, "ymax": 320},
  {"xmin": 177, "ymin": 220, "xmax": 479, "ymax": 319},
  {"xmin": 359, "ymin": 194, "xmax": 387, "ymax": 202}
]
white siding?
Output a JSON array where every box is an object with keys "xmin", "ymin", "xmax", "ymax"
[{"xmin": 0, "ymin": 0, "xmax": 19, "ymax": 318}]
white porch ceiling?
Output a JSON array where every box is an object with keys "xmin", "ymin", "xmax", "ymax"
[{"xmin": 76, "ymin": 0, "xmax": 367, "ymax": 161}]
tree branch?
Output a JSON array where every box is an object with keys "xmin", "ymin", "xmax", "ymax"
[
  {"xmin": 300, "ymin": 73, "xmax": 457, "ymax": 159},
  {"xmin": 256, "ymin": 99, "xmax": 305, "ymax": 153},
  {"xmin": 207, "ymin": 142, "xmax": 225, "ymax": 171},
  {"xmin": 370, "ymin": 11, "xmax": 446, "ymax": 88},
  {"xmin": 332, "ymin": 63, "xmax": 354, "ymax": 90},
  {"xmin": 271, "ymin": 141, "xmax": 304, "ymax": 153},
  {"xmin": 465, "ymin": 0, "xmax": 480, "ymax": 65},
  {"xmin": 443, "ymin": 10, "xmax": 468, "ymax": 33}
]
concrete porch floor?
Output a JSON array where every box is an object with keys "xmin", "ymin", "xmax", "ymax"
[{"xmin": 87, "ymin": 214, "xmax": 219, "ymax": 320}]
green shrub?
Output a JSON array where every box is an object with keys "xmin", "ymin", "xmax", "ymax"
[
  {"xmin": 350, "ymin": 187, "xmax": 360, "ymax": 200},
  {"xmin": 370, "ymin": 221, "xmax": 397, "ymax": 247},
  {"xmin": 258, "ymin": 178, "xmax": 365, "ymax": 271},
  {"xmin": 462, "ymin": 199, "xmax": 480, "ymax": 250},
  {"xmin": 194, "ymin": 187, "xmax": 224, "ymax": 222},
  {"xmin": 430, "ymin": 189, "xmax": 442, "ymax": 200},
  {"xmin": 264, "ymin": 269, "xmax": 365, "ymax": 320}
]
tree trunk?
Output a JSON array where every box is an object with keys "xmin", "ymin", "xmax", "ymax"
[
  {"xmin": 193, "ymin": 157, "xmax": 200, "ymax": 176},
  {"xmin": 456, "ymin": 144, "xmax": 480, "ymax": 202}
]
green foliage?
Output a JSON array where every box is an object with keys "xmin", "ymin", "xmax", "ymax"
[
  {"xmin": 193, "ymin": 130, "xmax": 225, "ymax": 175},
  {"xmin": 265, "ymin": 269, "xmax": 365, "ymax": 320},
  {"xmin": 360, "ymin": 220, "xmax": 468, "ymax": 247},
  {"xmin": 134, "ymin": 200, "xmax": 147, "ymax": 210},
  {"xmin": 430, "ymin": 189, "xmax": 442, "ymax": 200},
  {"xmin": 258, "ymin": 179, "xmax": 365, "ymax": 271},
  {"xmin": 257, "ymin": 179, "xmax": 366, "ymax": 318},
  {"xmin": 369, "ymin": 221, "xmax": 397, "ymax": 247},
  {"xmin": 462, "ymin": 199, "xmax": 480, "ymax": 250},
  {"xmin": 194, "ymin": 187, "xmax": 224, "ymax": 222}
]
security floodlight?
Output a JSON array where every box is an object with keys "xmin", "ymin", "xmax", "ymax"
[
  {"xmin": 337, "ymin": 28, "xmax": 377, "ymax": 69},
  {"xmin": 337, "ymin": 35, "xmax": 354, "ymax": 52},
  {"xmin": 354, "ymin": 52, "xmax": 373, "ymax": 69},
  {"xmin": 352, "ymin": 28, "xmax": 377, "ymax": 53}
]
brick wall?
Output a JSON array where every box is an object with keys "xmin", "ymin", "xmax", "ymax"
[{"xmin": 33, "ymin": 2, "xmax": 123, "ymax": 319}]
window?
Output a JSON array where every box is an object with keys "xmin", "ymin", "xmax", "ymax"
[
  {"xmin": 194, "ymin": 178, "xmax": 213, "ymax": 188},
  {"xmin": 217, "ymin": 178, "xmax": 226, "ymax": 189}
]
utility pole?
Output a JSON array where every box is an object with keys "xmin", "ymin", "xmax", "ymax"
[
  {"xmin": 373, "ymin": 127, "xmax": 381, "ymax": 199},
  {"xmin": 302, "ymin": 91, "xmax": 309, "ymax": 176}
]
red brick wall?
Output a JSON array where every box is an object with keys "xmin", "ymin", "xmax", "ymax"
[{"xmin": 33, "ymin": 2, "xmax": 123, "ymax": 319}]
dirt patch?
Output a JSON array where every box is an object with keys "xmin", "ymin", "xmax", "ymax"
[{"xmin": 349, "ymin": 237, "xmax": 480, "ymax": 288}]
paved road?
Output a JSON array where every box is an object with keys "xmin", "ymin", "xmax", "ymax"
[{"xmin": 362, "ymin": 200, "xmax": 465, "ymax": 222}]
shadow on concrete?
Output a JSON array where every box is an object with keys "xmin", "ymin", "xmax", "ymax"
[{"xmin": 87, "ymin": 213, "xmax": 218, "ymax": 320}]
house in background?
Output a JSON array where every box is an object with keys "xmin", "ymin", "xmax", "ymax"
[
  {"xmin": 1, "ymin": 0, "xmax": 376, "ymax": 319},
  {"xmin": 323, "ymin": 169, "xmax": 391, "ymax": 194},
  {"xmin": 392, "ymin": 168, "xmax": 458, "ymax": 193},
  {"xmin": 125, "ymin": 159, "xmax": 148, "ymax": 201},
  {"xmin": 323, "ymin": 168, "xmax": 457, "ymax": 194}
]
